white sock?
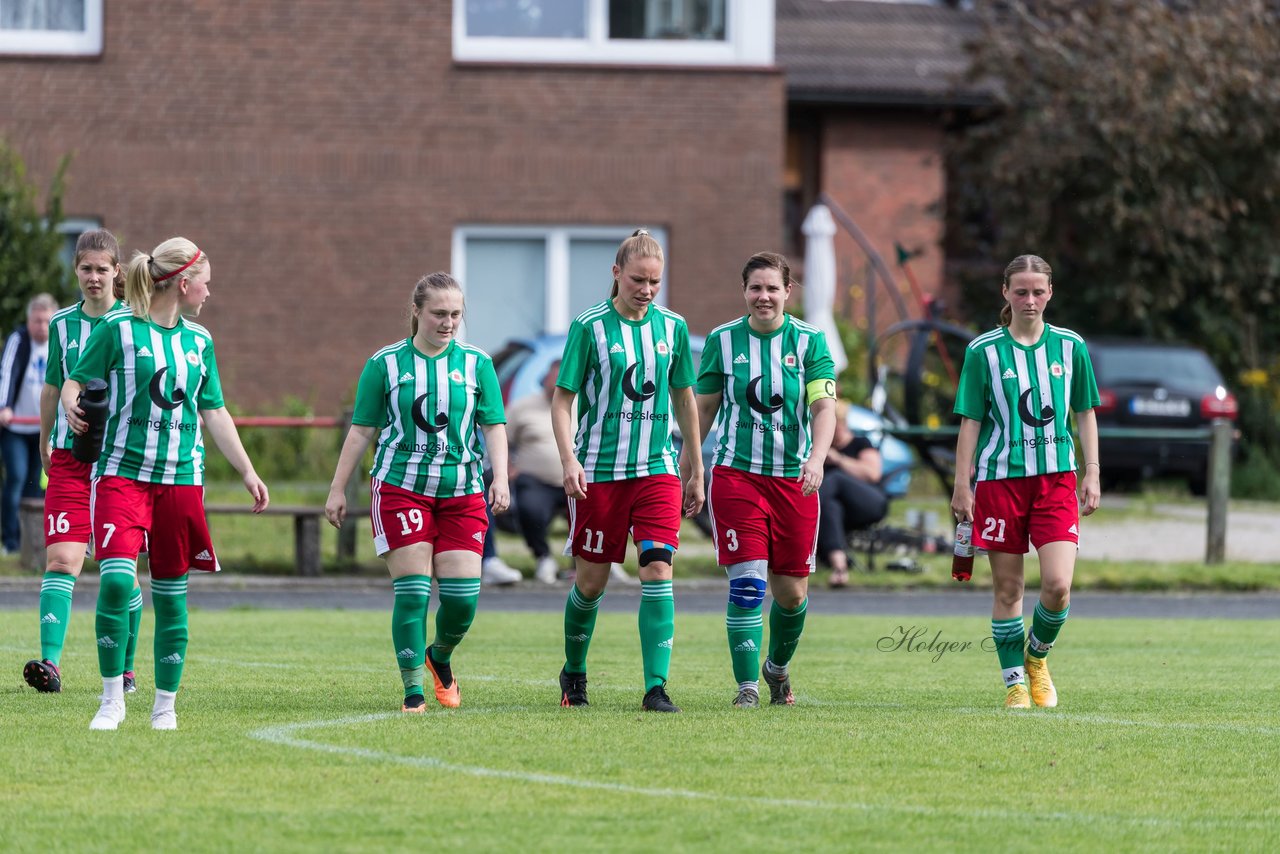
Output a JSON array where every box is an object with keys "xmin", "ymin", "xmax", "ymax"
[
  {"xmin": 102, "ymin": 675, "xmax": 124, "ymax": 701},
  {"xmin": 764, "ymin": 659, "xmax": 788, "ymax": 678},
  {"xmin": 737, "ymin": 681, "xmax": 759, "ymax": 694},
  {"xmin": 153, "ymin": 688, "xmax": 178, "ymax": 715}
]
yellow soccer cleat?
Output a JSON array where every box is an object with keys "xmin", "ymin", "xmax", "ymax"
[
  {"xmin": 1024, "ymin": 654, "xmax": 1058, "ymax": 708},
  {"xmin": 1004, "ymin": 683, "xmax": 1032, "ymax": 709}
]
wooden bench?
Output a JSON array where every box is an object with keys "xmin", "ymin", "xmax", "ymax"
[{"xmin": 18, "ymin": 498, "xmax": 354, "ymax": 577}]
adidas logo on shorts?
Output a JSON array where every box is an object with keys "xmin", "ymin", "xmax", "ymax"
[
  {"xmin": 733, "ymin": 639, "xmax": 757, "ymax": 652},
  {"xmin": 97, "ymin": 636, "xmax": 118, "ymax": 649},
  {"xmin": 396, "ymin": 648, "xmax": 417, "ymax": 659},
  {"xmin": 40, "ymin": 612, "xmax": 60, "ymax": 624},
  {"xmin": 472, "ymin": 532, "xmax": 484, "ymax": 543},
  {"xmin": 733, "ymin": 354, "xmax": 749, "ymax": 364},
  {"xmin": 609, "ymin": 343, "xmax": 625, "ymax": 354},
  {"xmin": 1002, "ymin": 368, "xmax": 1017, "ymax": 380},
  {"xmin": 195, "ymin": 549, "xmax": 213, "ymax": 560},
  {"xmin": 658, "ymin": 637, "xmax": 674, "ymax": 649},
  {"xmin": 159, "ymin": 653, "xmax": 183, "ymax": 665}
]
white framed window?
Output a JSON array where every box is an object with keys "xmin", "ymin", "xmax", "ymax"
[
  {"xmin": 452, "ymin": 225, "xmax": 670, "ymax": 354},
  {"xmin": 0, "ymin": 0, "xmax": 102, "ymax": 56},
  {"xmin": 454, "ymin": 0, "xmax": 773, "ymax": 67},
  {"xmin": 56, "ymin": 217, "xmax": 101, "ymax": 271}
]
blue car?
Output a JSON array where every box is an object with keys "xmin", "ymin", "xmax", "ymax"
[{"xmin": 490, "ymin": 334, "xmax": 915, "ymax": 497}]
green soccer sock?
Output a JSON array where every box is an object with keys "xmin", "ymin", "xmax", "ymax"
[
  {"xmin": 151, "ymin": 575, "xmax": 189, "ymax": 692},
  {"xmin": 1028, "ymin": 601, "xmax": 1069, "ymax": 659},
  {"xmin": 38, "ymin": 571, "xmax": 76, "ymax": 666},
  {"xmin": 431, "ymin": 577, "xmax": 480, "ymax": 664},
  {"xmin": 564, "ymin": 584, "xmax": 602, "ymax": 674},
  {"xmin": 991, "ymin": 617, "xmax": 1027, "ymax": 687},
  {"xmin": 124, "ymin": 586, "xmax": 143, "ymax": 673},
  {"xmin": 726, "ymin": 602, "xmax": 763, "ymax": 685},
  {"xmin": 639, "ymin": 580, "xmax": 675, "ymax": 691},
  {"xmin": 767, "ymin": 598, "xmax": 808, "ymax": 669},
  {"xmin": 95, "ymin": 559, "xmax": 137, "ymax": 678},
  {"xmin": 392, "ymin": 575, "xmax": 430, "ymax": 697}
]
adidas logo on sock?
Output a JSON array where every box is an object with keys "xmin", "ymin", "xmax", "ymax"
[
  {"xmin": 1003, "ymin": 668, "xmax": 1025, "ymax": 687},
  {"xmin": 733, "ymin": 354, "xmax": 749, "ymax": 364},
  {"xmin": 609, "ymin": 343, "xmax": 625, "ymax": 354},
  {"xmin": 1002, "ymin": 368, "xmax": 1017, "ymax": 380},
  {"xmin": 658, "ymin": 637, "xmax": 674, "ymax": 649},
  {"xmin": 396, "ymin": 648, "xmax": 417, "ymax": 659},
  {"xmin": 1027, "ymin": 634, "xmax": 1054, "ymax": 654},
  {"xmin": 136, "ymin": 346, "xmax": 153, "ymax": 358},
  {"xmin": 566, "ymin": 633, "xmax": 590, "ymax": 642},
  {"xmin": 96, "ymin": 636, "xmax": 118, "ymax": 649},
  {"xmin": 40, "ymin": 612, "xmax": 60, "ymax": 624},
  {"xmin": 159, "ymin": 653, "xmax": 183, "ymax": 664},
  {"xmin": 399, "ymin": 372, "xmax": 414, "ymax": 383},
  {"xmin": 195, "ymin": 549, "xmax": 213, "ymax": 560},
  {"xmin": 733, "ymin": 639, "xmax": 757, "ymax": 652}
]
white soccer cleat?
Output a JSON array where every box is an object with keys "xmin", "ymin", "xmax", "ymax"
[
  {"xmin": 89, "ymin": 696, "xmax": 126, "ymax": 731},
  {"xmin": 151, "ymin": 709, "xmax": 178, "ymax": 730},
  {"xmin": 535, "ymin": 556, "xmax": 560, "ymax": 585}
]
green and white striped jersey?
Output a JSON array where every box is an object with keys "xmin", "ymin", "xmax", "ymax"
[
  {"xmin": 954, "ymin": 324, "xmax": 1100, "ymax": 481},
  {"xmin": 696, "ymin": 315, "xmax": 835, "ymax": 477},
  {"xmin": 70, "ymin": 309, "xmax": 224, "ymax": 485},
  {"xmin": 352, "ymin": 338, "xmax": 505, "ymax": 498},
  {"xmin": 44, "ymin": 298, "xmax": 124, "ymax": 451},
  {"xmin": 557, "ymin": 300, "xmax": 695, "ymax": 483}
]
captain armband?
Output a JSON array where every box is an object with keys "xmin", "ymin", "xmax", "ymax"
[{"xmin": 806, "ymin": 378, "xmax": 837, "ymax": 406}]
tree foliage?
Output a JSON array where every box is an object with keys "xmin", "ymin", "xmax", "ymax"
[
  {"xmin": 949, "ymin": 0, "xmax": 1280, "ymax": 459},
  {"xmin": 0, "ymin": 139, "xmax": 70, "ymax": 334}
]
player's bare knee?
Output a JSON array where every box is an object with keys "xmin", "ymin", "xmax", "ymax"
[{"xmin": 727, "ymin": 560, "xmax": 767, "ymax": 610}]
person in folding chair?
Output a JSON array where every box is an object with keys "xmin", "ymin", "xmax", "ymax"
[{"xmin": 816, "ymin": 400, "xmax": 889, "ymax": 587}]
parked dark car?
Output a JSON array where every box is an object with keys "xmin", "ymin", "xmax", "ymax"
[{"xmin": 1089, "ymin": 338, "xmax": 1236, "ymax": 494}]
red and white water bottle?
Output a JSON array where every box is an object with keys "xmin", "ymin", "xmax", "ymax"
[{"xmin": 952, "ymin": 520, "xmax": 974, "ymax": 582}]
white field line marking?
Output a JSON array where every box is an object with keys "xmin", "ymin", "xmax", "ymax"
[
  {"xmin": 247, "ymin": 714, "xmax": 1271, "ymax": 830},
  {"xmin": 951, "ymin": 707, "xmax": 1280, "ymax": 737}
]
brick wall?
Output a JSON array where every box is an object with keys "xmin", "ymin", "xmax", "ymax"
[{"xmin": 1, "ymin": 1, "xmax": 784, "ymax": 409}]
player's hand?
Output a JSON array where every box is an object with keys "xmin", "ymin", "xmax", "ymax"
[
  {"xmin": 799, "ymin": 460, "xmax": 824, "ymax": 496},
  {"xmin": 488, "ymin": 478, "xmax": 510, "ymax": 514},
  {"xmin": 0, "ymin": 407, "xmax": 11, "ymax": 428},
  {"xmin": 682, "ymin": 473, "xmax": 705, "ymax": 518},
  {"xmin": 562, "ymin": 461, "xmax": 588, "ymax": 500},
  {"xmin": 1080, "ymin": 469, "xmax": 1101, "ymax": 516},
  {"xmin": 244, "ymin": 473, "xmax": 270, "ymax": 514},
  {"xmin": 40, "ymin": 444, "xmax": 53, "ymax": 475}
]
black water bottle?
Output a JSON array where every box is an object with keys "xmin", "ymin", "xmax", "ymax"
[{"xmin": 72, "ymin": 379, "xmax": 109, "ymax": 464}]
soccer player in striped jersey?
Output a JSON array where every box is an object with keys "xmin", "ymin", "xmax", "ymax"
[
  {"xmin": 552, "ymin": 229, "xmax": 704, "ymax": 713},
  {"xmin": 951, "ymin": 254, "xmax": 1101, "ymax": 710},
  {"xmin": 324, "ymin": 272, "xmax": 509, "ymax": 714},
  {"xmin": 24, "ymin": 230, "xmax": 147, "ymax": 695},
  {"xmin": 63, "ymin": 237, "xmax": 269, "ymax": 730},
  {"xmin": 695, "ymin": 252, "xmax": 836, "ymax": 708}
]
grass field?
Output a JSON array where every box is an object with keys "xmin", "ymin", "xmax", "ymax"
[{"xmin": 3, "ymin": 607, "xmax": 1278, "ymax": 851}]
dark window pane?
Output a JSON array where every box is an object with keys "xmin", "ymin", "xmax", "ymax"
[{"xmin": 609, "ymin": 0, "xmax": 726, "ymax": 41}]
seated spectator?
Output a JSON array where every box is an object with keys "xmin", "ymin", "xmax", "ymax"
[{"xmin": 817, "ymin": 401, "xmax": 888, "ymax": 587}]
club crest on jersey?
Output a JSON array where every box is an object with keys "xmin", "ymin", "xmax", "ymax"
[
  {"xmin": 450, "ymin": 369, "xmax": 464, "ymax": 383},
  {"xmin": 655, "ymin": 340, "xmax": 669, "ymax": 356},
  {"xmin": 185, "ymin": 351, "xmax": 200, "ymax": 367},
  {"xmin": 1050, "ymin": 362, "xmax": 1064, "ymax": 378},
  {"xmin": 784, "ymin": 353, "xmax": 797, "ymax": 368}
]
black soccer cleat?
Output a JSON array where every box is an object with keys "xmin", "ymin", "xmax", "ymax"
[
  {"xmin": 761, "ymin": 661, "xmax": 795, "ymax": 706},
  {"xmin": 23, "ymin": 659, "xmax": 61, "ymax": 693},
  {"xmin": 123, "ymin": 670, "xmax": 137, "ymax": 694},
  {"xmin": 559, "ymin": 667, "xmax": 589, "ymax": 707},
  {"xmin": 641, "ymin": 683, "xmax": 681, "ymax": 713}
]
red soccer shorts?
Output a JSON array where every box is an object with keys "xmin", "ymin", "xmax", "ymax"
[
  {"xmin": 44, "ymin": 449, "xmax": 93, "ymax": 546},
  {"xmin": 370, "ymin": 478, "xmax": 488, "ymax": 557},
  {"xmin": 708, "ymin": 465, "xmax": 818, "ymax": 577},
  {"xmin": 972, "ymin": 471, "xmax": 1079, "ymax": 554},
  {"xmin": 566, "ymin": 474, "xmax": 681, "ymax": 565},
  {"xmin": 91, "ymin": 475, "xmax": 218, "ymax": 578}
]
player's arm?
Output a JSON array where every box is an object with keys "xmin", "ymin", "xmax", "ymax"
[
  {"xmin": 551, "ymin": 386, "xmax": 586, "ymax": 500},
  {"xmin": 1075, "ymin": 407, "xmax": 1101, "ymax": 516},
  {"xmin": 695, "ymin": 392, "xmax": 720, "ymax": 447},
  {"xmin": 202, "ymin": 406, "xmax": 269, "ymax": 514},
  {"xmin": 39, "ymin": 384, "xmax": 59, "ymax": 473},
  {"xmin": 480, "ymin": 423, "xmax": 510, "ymax": 514},
  {"xmin": 59, "ymin": 378, "xmax": 87, "ymax": 434},
  {"xmin": 672, "ymin": 385, "xmax": 704, "ymax": 517},
  {"xmin": 950, "ymin": 417, "xmax": 981, "ymax": 523},
  {"xmin": 325, "ymin": 424, "xmax": 376, "ymax": 528}
]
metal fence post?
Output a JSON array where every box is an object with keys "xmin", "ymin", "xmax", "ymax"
[
  {"xmin": 337, "ymin": 409, "xmax": 358, "ymax": 562},
  {"xmin": 1204, "ymin": 418, "xmax": 1232, "ymax": 564}
]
